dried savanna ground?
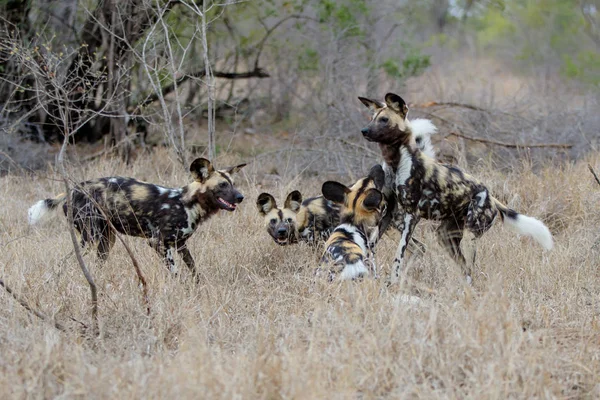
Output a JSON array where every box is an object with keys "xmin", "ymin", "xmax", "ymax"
[{"xmin": 1, "ymin": 144, "xmax": 600, "ymax": 399}]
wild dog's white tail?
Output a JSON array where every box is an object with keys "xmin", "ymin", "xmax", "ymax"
[
  {"xmin": 409, "ymin": 118, "xmax": 437, "ymax": 159},
  {"xmin": 493, "ymin": 197, "xmax": 553, "ymax": 250},
  {"xmin": 28, "ymin": 193, "xmax": 67, "ymax": 225}
]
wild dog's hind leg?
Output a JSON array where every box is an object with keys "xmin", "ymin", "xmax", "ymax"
[
  {"xmin": 148, "ymin": 240, "xmax": 178, "ymax": 275},
  {"xmin": 97, "ymin": 227, "xmax": 116, "ymax": 262},
  {"xmin": 436, "ymin": 218, "xmax": 471, "ymax": 284},
  {"xmin": 391, "ymin": 212, "xmax": 419, "ymax": 284}
]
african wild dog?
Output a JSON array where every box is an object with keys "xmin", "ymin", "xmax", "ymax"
[
  {"xmin": 318, "ymin": 165, "xmax": 386, "ymax": 281},
  {"xmin": 359, "ymin": 93, "xmax": 553, "ymax": 284},
  {"xmin": 255, "ymin": 123, "xmax": 437, "ymax": 248},
  {"xmin": 256, "ymin": 191, "xmax": 340, "ymax": 245},
  {"xmin": 28, "ymin": 158, "xmax": 246, "ymax": 279}
]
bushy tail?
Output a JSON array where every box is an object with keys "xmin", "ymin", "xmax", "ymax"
[
  {"xmin": 493, "ymin": 197, "xmax": 553, "ymax": 250},
  {"xmin": 28, "ymin": 193, "xmax": 67, "ymax": 225},
  {"xmin": 409, "ymin": 118, "xmax": 437, "ymax": 159}
]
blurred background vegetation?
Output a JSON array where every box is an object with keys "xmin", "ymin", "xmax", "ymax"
[{"xmin": 1, "ymin": 0, "xmax": 599, "ymax": 175}]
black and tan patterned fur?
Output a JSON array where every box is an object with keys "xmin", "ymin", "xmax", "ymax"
[
  {"xmin": 359, "ymin": 93, "xmax": 553, "ymax": 284},
  {"xmin": 318, "ymin": 165, "xmax": 386, "ymax": 281},
  {"xmin": 28, "ymin": 158, "xmax": 246, "ymax": 279},
  {"xmin": 257, "ymin": 191, "xmax": 340, "ymax": 246}
]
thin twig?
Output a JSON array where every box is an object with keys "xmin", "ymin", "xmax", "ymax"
[
  {"xmin": 446, "ymin": 131, "xmax": 572, "ymax": 149},
  {"xmin": 0, "ymin": 278, "xmax": 67, "ymax": 332},
  {"xmin": 588, "ymin": 164, "xmax": 600, "ymax": 187}
]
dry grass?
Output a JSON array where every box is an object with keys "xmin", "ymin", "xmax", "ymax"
[{"xmin": 2, "ymin": 147, "xmax": 600, "ymax": 399}]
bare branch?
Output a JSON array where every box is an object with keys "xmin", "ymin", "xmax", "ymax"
[{"xmin": 446, "ymin": 131, "xmax": 573, "ymax": 149}]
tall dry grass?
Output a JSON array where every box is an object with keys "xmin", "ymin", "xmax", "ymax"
[{"xmin": 1, "ymin": 146, "xmax": 600, "ymax": 399}]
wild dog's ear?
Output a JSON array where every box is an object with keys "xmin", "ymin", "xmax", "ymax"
[
  {"xmin": 256, "ymin": 193, "xmax": 277, "ymax": 215},
  {"xmin": 226, "ymin": 163, "xmax": 247, "ymax": 175},
  {"xmin": 190, "ymin": 158, "xmax": 214, "ymax": 182},
  {"xmin": 362, "ymin": 189, "xmax": 383, "ymax": 211},
  {"xmin": 384, "ymin": 93, "xmax": 408, "ymax": 117},
  {"xmin": 322, "ymin": 181, "xmax": 350, "ymax": 204},
  {"xmin": 367, "ymin": 164, "xmax": 385, "ymax": 190},
  {"xmin": 358, "ymin": 97, "xmax": 385, "ymax": 112},
  {"xmin": 284, "ymin": 190, "xmax": 302, "ymax": 213}
]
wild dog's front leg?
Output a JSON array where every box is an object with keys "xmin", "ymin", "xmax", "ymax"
[
  {"xmin": 177, "ymin": 242, "xmax": 199, "ymax": 281},
  {"xmin": 391, "ymin": 212, "xmax": 419, "ymax": 284}
]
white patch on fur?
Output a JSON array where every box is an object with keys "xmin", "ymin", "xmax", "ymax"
[
  {"xmin": 166, "ymin": 248, "xmax": 178, "ymax": 274},
  {"xmin": 28, "ymin": 200, "xmax": 50, "ymax": 225},
  {"xmin": 476, "ymin": 190, "xmax": 487, "ymax": 207},
  {"xmin": 181, "ymin": 204, "xmax": 206, "ymax": 236},
  {"xmin": 399, "ymin": 214, "xmax": 413, "ymax": 250},
  {"xmin": 409, "ymin": 118, "xmax": 437, "ymax": 158},
  {"xmin": 169, "ymin": 189, "xmax": 182, "ymax": 198},
  {"xmin": 396, "ymin": 147, "xmax": 413, "ymax": 186},
  {"xmin": 156, "ymin": 185, "xmax": 170, "ymax": 195},
  {"xmin": 339, "ymin": 261, "xmax": 369, "ymax": 281},
  {"xmin": 108, "ymin": 178, "xmax": 118, "ymax": 184},
  {"xmin": 503, "ymin": 213, "xmax": 554, "ymax": 250},
  {"xmin": 161, "ymin": 204, "xmax": 171, "ymax": 210}
]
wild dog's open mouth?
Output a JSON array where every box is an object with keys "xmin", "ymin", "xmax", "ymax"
[
  {"xmin": 275, "ymin": 237, "xmax": 289, "ymax": 245},
  {"xmin": 217, "ymin": 197, "xmax": 237, "ymax": 211}
]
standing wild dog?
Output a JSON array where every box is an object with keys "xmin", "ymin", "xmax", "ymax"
[
  {"xmin": 255, "ymin": 126, "xmax": 436, "ymax": 248},
  {"xmin": 256, "ymin": 191, "xmax": 339, "ymax": 245},
  {"xmin": 28, "ymin": 158, "xmax": 246, "ymax": 279},
  {"xmin": 318, "ymin": 165, "xmax": 386, "ymax": 281},
  {"xmin": 359, "ymin": 93, "xmax": 553, "ymax": 284}
]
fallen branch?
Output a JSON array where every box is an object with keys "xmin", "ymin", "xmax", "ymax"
[
  {"xmin": 136, "ymin": 67, "xmax": 270, "ymax": 111},
  {"xmin": 588, "ymin": 164, "xmax": 600, "ymax": 187},
  {"xmin": 0, "ymin": 278, "xmax": 67, "ymax": 332},
  {"xmin": 446, "ymin": 131, "xmax": 572, "ymax": 149}
]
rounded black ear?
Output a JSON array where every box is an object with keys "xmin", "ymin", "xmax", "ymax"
[
  {"xmin": 256, "ymin": 193, "xmax": 276, "ymax": 215},
  {"xmin": 384, "ymin": 93, "xmax": 408, "ymax": 117},
  {"xmin": 368, "ymin": 164, "xmax": 385, "ymax": 190},
  {"xmin": 362, "ymin": 189, "xmax": 383, "ymax": 211},
  {"xmin": 227, "ymin": 163, "xmax": 247, "ymax": 174},
  {"xmin": 190, "ymin": 158, "xmax": 214, "ymax": 182},
  {"xmin": 358, "ymin": 97, "xmax": 385, "ymax": 112},
  {"xmin": 322, "ymin": 181, "xmax": 350, "ymax": 204},
  {"xmin": 284, "ymin": 190, "xmax": 302, "ymax": 212}
]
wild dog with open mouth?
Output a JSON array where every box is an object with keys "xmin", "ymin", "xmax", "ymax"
[
  {"xmin": 256, "ymin": 191, "xmax": 340, "ymax": 245},
  {"xmin": 318, "ymin": 165, "xmax": 386, "ymax": 281},
  {"xmin": 28, "ymin": 158, "xmax": 246, "ymax": 279},
  {"xmin": 359, "ymin": 93, "xmax": 553, "ymax": 284}
]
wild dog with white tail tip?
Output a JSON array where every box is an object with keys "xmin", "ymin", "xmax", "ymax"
[
  {"xmin": 359, "ymin": 93, "xmax": 553, "ymax": 284},
  {"xmin": 318, "ymin": 165, "xmax": 386, "ymax": 281},
  {"xmin": 28, "ymin": 158, "xmax": 246, "ymax": 279}
]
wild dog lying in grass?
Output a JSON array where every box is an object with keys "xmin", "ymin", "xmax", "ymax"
[
  {"xmin": 255, "ymin": 126, "xmax": 436, "ymax": 248},
  {"xmin": 318, "ymin": 165, "xmax": 386, "ymax": 281},
  {"xmin": 359, "ymin": 93, "xmax": 553, "ymax": 284},
  {"xmin": 28, "ymin": 158, "xmax": 246, "ymax": 279},
  {"xmin": 256, "ymin": 191, "xmax": 339, "ymax": 245}
]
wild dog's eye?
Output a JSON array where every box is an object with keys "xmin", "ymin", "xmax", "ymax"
[
  {"xmin": 379, "ymin": 116, "xmax": 389, "ymax": 124},
  {"xmin": 219, "ymin": 182, "xmax": 229, "ymax": 189},
  {"xmin": 270, "ymin": 218, "xmax": 277, "ymax": 226},
  {"xmin": 286, "ymin": 218, "xmax": 293, "ymax": 223}
]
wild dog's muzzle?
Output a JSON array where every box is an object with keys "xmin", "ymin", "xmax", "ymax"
[{"xmin": 217, "ymin": 192, "xmax": 244, "ymax": 211}]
